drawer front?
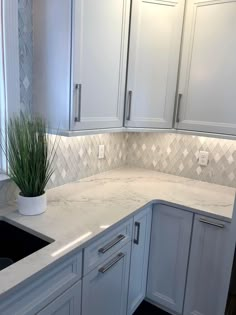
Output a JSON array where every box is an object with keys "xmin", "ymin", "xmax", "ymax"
[
  {"xmin": 0, "ymin": 251, "xmax": 82, "ymax": 315},
  {"xmin": 84, "ymin": 218, "xmax": 132, "ymax": 275},
  {"xmin": 37, "ymin": 281, "xmax": 82, "ymax": 315}
]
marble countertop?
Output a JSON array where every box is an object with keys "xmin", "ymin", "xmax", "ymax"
[{"xmin": 0, "ymin": 167, "xmax": 235, "ymax": 297}]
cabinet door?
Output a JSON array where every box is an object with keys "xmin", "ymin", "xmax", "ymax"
[
  {"xmin": 37, "ymin": 281, "xmax": 81, "ymax": 315},
  {"xmin": 177, "ymin": 0, "xmax": 236, "ymax": 135},
  {"xmin": 184, "ymin": 215, "xmax": 234, "ymax": 315},
  {"xmin": 147, "ymin": 204, "xmax": 193, "ymax": 314},
  {"xmin": 127, "ymin": 207, "xmax": 152, "ymax": 315},
  {"xmin": 71, "ymin": 0, "xmax": 130, "ymax": 130},
  {"xmin": 33, "ymin": 0, "xmax": 72, "ymax": 131},
  {"xmin": 125, "ymin": 0, "xmax": 185, "ymax": 129},
  {"xmin": 82, "ymin": 243, "xmax": 131, "ymax": 315}
]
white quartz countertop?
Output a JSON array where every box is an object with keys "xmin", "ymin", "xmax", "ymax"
[{"xmin": 0, "ymin": 167, "xmax": 235, "ymax": 296}]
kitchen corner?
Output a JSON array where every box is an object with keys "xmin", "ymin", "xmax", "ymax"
[
  {"xmin": 1, "ymin": 0, "xmax": 236, "ymax": 314},
  {"xmin": 0, "ymin": 167, "xmax": 235, "ymax": 299}
]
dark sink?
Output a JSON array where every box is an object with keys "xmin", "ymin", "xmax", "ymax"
[{"xmin": 0, "ymin": 220, "xmax": 53, "ymax": 271}]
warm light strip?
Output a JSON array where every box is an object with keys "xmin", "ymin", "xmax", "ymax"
[{"xmin": 51, "ymin": 232, "xmax": 92, "ymax": 257}]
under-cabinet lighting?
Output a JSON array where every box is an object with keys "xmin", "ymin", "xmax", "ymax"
[{"xmin": 51, "ymin": 232, "xmax": 92, "ymax": 257}]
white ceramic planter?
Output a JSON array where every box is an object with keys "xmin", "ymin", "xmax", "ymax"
[{"xmin": 18, "ymin": 193, "xmax": 47, "ymax": 216}]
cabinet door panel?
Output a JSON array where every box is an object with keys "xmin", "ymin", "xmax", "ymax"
[
  {"xmin": 72, "ymin": 0, "xmax": 130, "ymax": 130},
  {"xmin": 184, "ymin": 215, "xmax": 234, "ymax": 315},
  {"xmin": 177, "ymin": 0, "xmax": 236, "ymax": 135},
  {"xmin": 147, "ymin": 205, "xmax": 193, "ymax": 314},
  {"xmin": 125, "ymin": 0, "xmax": 185, "ymax": 128},
  {"xmin": 37, "ymin": 281, "xmax": 81, "ymax": 315},
  {"xmin": 128, "ymin": 207, "xmax": 152, "ymax": 315},
  {"xmin": 82, "ymin": 243, "xmax": 131, "ymax": 315}
]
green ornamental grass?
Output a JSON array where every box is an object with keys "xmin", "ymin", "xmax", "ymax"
[{"xmin": 1, "ymin": 112, "xmax": 58, "ymax": 197}]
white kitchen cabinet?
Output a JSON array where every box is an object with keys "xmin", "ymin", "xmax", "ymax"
[
  {"xmin": 184, "ymin": 215, "xmax": 235, "ymax": 315},
  {"xmin": 127, "ymin": 207, "xmax": 152, "ymax": 315},
  {"xmin": 37, "ymin": 281, "xmax": 81, "ymax": 315},
  {"xmin": 176, "ymin": 0, "xmax": 236, "ymax": 135},
  {"xmin": 33, "ymin": 0, "xmax": 130, "ymax": 132},
  {"xmin": 0, "ymin": 251, "xmax": 82, "ymax": 315},
  {"xmin": 82, "ymin": 242, "xmax": 131, "ymax": 315},
  {"xmin": 147, "ymin": 204, "xmax": 193, "ymax": 314},
  {"xmin": 125, "ymin": 0, "xmax": 185, "ymax": 129}
]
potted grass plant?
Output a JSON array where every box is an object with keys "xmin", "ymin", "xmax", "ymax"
[{"xmin": 1, "ymin": 112, "xmax": 58, "ymax": 215}]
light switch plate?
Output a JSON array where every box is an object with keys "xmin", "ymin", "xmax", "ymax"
[
  {"xmin": 198, "ymin": 151, "xmax": 209, "ymax": 166},
  {"xmin": 98, "ymin": 145, "xmax": 105, "ymax": 159}
]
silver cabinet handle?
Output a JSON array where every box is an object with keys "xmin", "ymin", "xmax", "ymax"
[
  {"xmin": 199, "ymin": 218, "xmax": 224, "ymax": 228},
  {"xmin": 126, "ymin": 90, "xmax": 132, "ymax": 121},
  {"xmin": 98, "ymin": 234, "xmax": 126, "ymax": 254},
  {"xmin": 175, "ymin": 93, "xmax": 182, "ymax": 123},
  {"xmin": 99, "ymin": 253, "xmax": 125, "ymax": 274},
  {"xmin": 134, "ymin": 222, "xmax": 140, "ymax": 245},
  {"xmin": 74, "ymin": 83, "xmax": 82, "ymax": 122}
]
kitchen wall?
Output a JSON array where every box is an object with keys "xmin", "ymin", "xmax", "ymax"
[
  {"xmin": 1, "ymin": 0, "xmax": 236, "ymax": 206},
  {"xmin": 0, "ymin": 1, "xmax": 128, "ymax": 205}
]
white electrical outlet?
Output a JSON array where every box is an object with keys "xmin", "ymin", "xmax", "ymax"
[
  {"xmin": 98, "ymin": 145, "xmax": 105, "ymax": 159},
  {"xmin": 198, "ymin": 151, "xmax": 209, "ymax": 166}
]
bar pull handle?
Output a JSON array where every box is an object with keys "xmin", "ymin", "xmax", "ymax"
[
  {"xmin": 74, "ymin": 83, "xmax": 82, "ymax": 122},
  {"xmin": 126, "ymin": 90, "xmax": 132, "ymax": 121},
  {"xmin": 99, "ymin": 253, "xmax": 125, "ymax": 274},
  {"xmin": 98, "ymin": 234, "xmax": 126, "ymax": 254},
  {"xmin": 175, "ymin": 93, "xmax": 182, "ymax": 123},
  {"xmin": 199, "ymin": 218, "xmax": 224, "ymax": 229},
  {"xmin": 134, "ymin": 222, "xmax": 140, "ymax": 245}
]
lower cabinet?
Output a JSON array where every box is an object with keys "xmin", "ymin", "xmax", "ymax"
[
  {"xmin": 127, "ymin": 207, "xmax": 152, "ymax": 315},
  {"xmin": 147, "ymin": 204, "xmax": 193, "ymax": 314},
  {"xmin": 37, "ymin": 281, "xmax": 82, "ymax": 315},
  {"xmin": 82, "ymin": 242, "xmax": 131, "ymax": 315},
  {"xmin": 183, "ymin": 215, "xmax": 234, "ymax": 315}
]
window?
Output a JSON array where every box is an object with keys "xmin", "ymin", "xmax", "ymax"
[
  {"xmin": 0, "ymin": 0, "xmax": 20, "ymax": 175},
  {"xmin": 0, "ymin": 0, "xmax": 7, "ymax": 173}
]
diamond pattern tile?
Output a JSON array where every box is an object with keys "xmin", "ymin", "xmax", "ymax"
[{"xmin": 126, "ymin": 133, "xmax": 236, "ymax": 188}]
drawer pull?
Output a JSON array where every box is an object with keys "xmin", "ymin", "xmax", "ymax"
[
  {"xmin": 99, "ymin": 253, "xmax": 125, "ymax": 274},
  {"xmin": 199, "ymin": 218, "xmax": 224, "ymax": 228},
  {"xmin": 134, "ymin": 222, "xmax": 140, "ymax": 245},
  {"xmin": 98, "ymin": 234, "xmax": 126, "ymax": 254}
]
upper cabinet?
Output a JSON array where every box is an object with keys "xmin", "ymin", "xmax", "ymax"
[
  {"xmin": 176, "ymin": 0, "xmax": 236, "ymax": 135},
  {"xmin": 72, "ymin": 0, "xmax": 130, "ymax": 130},
  {"xmin": 33, "ymin": 0, "xmax": 130, "ymax": 132},
  {"xmin": 32, "ymin": 0, "xmax": 236, "ymax": 137},
  {"xmin": 125, "ymin": 0, "xmax": 185, "ymax": 129}
]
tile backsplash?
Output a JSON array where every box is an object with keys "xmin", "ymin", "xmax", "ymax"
[
  {"xmin": 126, "ymin": 133, "xmax": 236, "ymax": 188},
  {"xmin": 0, "ymin": 133, "xmax": 128, "ymax": 205},
  {"xmin": 48, "ymin": 133, "xmax": 128, "ymax": 188}
]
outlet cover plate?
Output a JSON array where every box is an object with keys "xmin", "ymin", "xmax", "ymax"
[
  {"xmin": 98, "ymin": 145, "xmax": 105, "ymax": 159},
  {"xmin": 198, "ymin": 151, "xmax": 209, "ymax": 166}
]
